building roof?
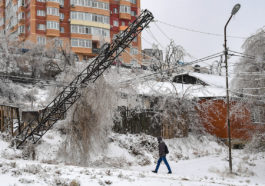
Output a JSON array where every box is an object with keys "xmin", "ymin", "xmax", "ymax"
[
  {"xmin": 131, "ymin": 72, "xmax": 234, "ymax": 98},
  {"xmin": 172, "ymin": 72, "xmax": 232, "ymax": 89}
]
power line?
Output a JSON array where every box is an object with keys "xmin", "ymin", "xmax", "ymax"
[
  {"xmin": 142, "ymin": 35, "xmax": 167, "ymax": 53},
  {"xmin": 156, "ymin": 20, "xmax": 247, "ymax": 40},
  {"xmin": 229, "ymin": 72, "xmax": 265, "ymax": 76},
  {"xmin": 120, "ymin": 52, "xmax": 223, "ymax": 85},
  {"xmin": 231, "ymin": 76, "xmax": 265, "ymax": 81},
  {"xmin": 230, "ymin": 90, "xmax": 265, "ymax": 98},
  {"xmin": 142, "ymin": 36, "xmax": 153, "ymax": 46},
  {"xmin": 146, "ymin": 28, "xmax": 165, "ymax": 49},
  {"xmin": 234, "ymin": 87, "xmax": 265, "ymax": 90},
  {"xmin": 228, "ymin": 50, "xmax": 255, "ymax": 58},
  {"xmin": 154, "ymin": 22, "xmax": 171, "ymax": 41},
  {"xmin": 228, "ymin": 53, "xmax": 255, "ymax": 60},
  {"xmin": 123, "ymin": 50, "xmax": 142, "ymax": 65}
]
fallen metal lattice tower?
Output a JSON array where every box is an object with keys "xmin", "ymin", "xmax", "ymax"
[{"xmin": 15, "ymin": 9, "xmax": 154, "ymax": 148}]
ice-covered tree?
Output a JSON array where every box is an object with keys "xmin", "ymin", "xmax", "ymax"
[
  {"xmin": 0, "ymin": 36, "xmax": 76, "ymax": 79},
  {"xmin": 150, "ymin": 40, "xmax": 189, "ymax": 75},
  {"xmin": 232, "ymin": 29, "xmax": 265, "ymax": 125}
]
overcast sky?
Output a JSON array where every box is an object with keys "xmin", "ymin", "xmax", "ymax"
[{"xmin": 141, "ymin": 0, "xmax": 265, "ymax": 62}]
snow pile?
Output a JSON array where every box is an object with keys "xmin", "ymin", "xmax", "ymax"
[
  {"xmin": 110, "ymin": 133, "xmax": 226, "ymax": 166},
  {"xmin": 21, "ymin": 128, "xmax": 226, "ymax": 169}
]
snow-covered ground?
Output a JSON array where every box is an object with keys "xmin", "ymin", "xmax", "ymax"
[{"xmin": 1, "ymin": 128, "xmax": 264, "ymax": 186}]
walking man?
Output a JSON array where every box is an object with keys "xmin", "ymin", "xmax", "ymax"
[{"xmin": 152, "ymin": 136, "xmax": 172, "ymax": 174}]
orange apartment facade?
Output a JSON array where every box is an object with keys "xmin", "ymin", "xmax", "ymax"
[{"xmin": 0, "ymin": 0, "xmax": 142, "ymax": 63}]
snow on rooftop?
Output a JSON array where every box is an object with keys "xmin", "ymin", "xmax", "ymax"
[
  {"xmin": 135, "ymin": 80, "xmax": 226, "ymax": 98},
  {"xmin": 188, "ymin": 72, "xmax": 232, "ymax": 89}
]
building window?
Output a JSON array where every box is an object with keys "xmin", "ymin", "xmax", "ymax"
[
  {"xmin": 70, "ymin": 12, "xmax": 109, "ymax": 24},
  {"xmin": 113, "ymin": 20, "xmax": 119, "ymax": 27},
  {"xmin": 70, "ymin": 0, "xmax": 109, "ymax": 10},
  {"xmin": 47, "ymin": 7, "xmax": 59, "ymax": 16},
  {"xmin": 27, "ymin": 25, "xmax": 31, "ymax": 32},
  {"xmin": 70, "ymin": 25, "xmax": 109, "ymax": 37},
  {"xmin": 120, "ymin": 5, "xmax": 131, "ymax": 14},
  {"xmin": 18, "ymin": 12, "xmax": 25, "ymax": 19},
  {"xmin": 91, "ymin": 27, "xmax": 109, "ymax": 37},
  {"xmin": 27, "ymin": 11, "xmax": 31, "ymax": 18},
  {"xmin": 121, "ymin": 21, "xmax": 125, "ymax": 26},
  {"xmin": 18, "ymin": 0, "xmax": 25, "ymax": 6},
  {"xmin": 60, "ymin": 13, "xmax": 64, "ymax": 20},
  {"xmin": 131, "ymin": 10, "xmax": 136, "ymax": 16},
  {"xmin": 37, "ymin": 24, "xmax": 46, "ymax": 30},
  {"xmin": 37, "ymin": 36, "xmax": 46, "ymax": 45},
  {"xmin": 92, "ymin": 1, "xmax": 97, "ymax": 8},
  {"xmin": 130, "ymin": 47, "xmax": 138, "ymax": 55},
  {"xmin": 71, "ymin": 38, "xmax": 92, "ymax": 48},
  {"xmin": 0, "ymin": 18, "xmax": 4, "ymax": 26},
  {"xmin": 18, "ymin": 25, "xmax": 25, "ymax": 34},
  {"xmin": 71, "ymin": 25, "xmax": 91, "ymax": 34},
  {"xmin": 37, "ymin": 10, "xmax": 45, "ymax": 16},
  {"xmin": 47, "ymin": 21, "xmax": 59, "ymax": 30},
  {"xmin": 113, "ymin": 8, "xmax": 118, "ymax": 13},
  {"xmin": 37, "ymin": 0, "xmax": 45, "ymax": 2},
  {"xmin": 59, "ymin": 0, "xmax": 64, "ymax": 6},
  {"xmin": 46, "ymin": 0, "xmax": 60, "ymax": 3},
  {"xmin": 124, "ymin": 0, "xmax": 136, "ymax": 3},
  {"xmin": 60, "ymin": 27, "xmax": 64, "ymax": 33}
]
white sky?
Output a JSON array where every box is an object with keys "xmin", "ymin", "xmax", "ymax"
[{"xmin": 141, "ymin": 0, "xmax": 265, "ymax": 62}]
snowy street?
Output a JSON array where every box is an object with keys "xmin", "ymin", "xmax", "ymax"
[{"xmin": 1, "ymin": 151, "xmax": 264, "ymax": 186}]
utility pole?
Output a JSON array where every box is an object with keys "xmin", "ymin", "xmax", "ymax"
[{"xmin": 224, "ymin": 3, "xmax": 241, "ymax": 173}]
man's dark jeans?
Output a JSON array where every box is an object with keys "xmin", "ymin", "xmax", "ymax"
[{"xmin": 155, "ymin": 156, "xmax": 172, "ymax": 173}]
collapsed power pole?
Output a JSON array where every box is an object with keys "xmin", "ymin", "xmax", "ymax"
[{"xmin": 15, "ymin": 9, "xmax": 154, "ymax": 149}]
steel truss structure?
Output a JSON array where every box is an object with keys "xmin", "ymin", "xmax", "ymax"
[{"xmin": 15, "ymin": 9, "xmax": 154, "ymax": 148}]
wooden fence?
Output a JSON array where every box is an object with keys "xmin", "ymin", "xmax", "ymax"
[
  {"xmin": 0, "ymin": 105, "xmax": 66, "ymax": 137},
  {"xmin": 113, "ymin": 107, "xmax": 188, "ymax": 139},
  {"xmin": 0, "ymin": 105, "xmax": 20, "ymax": 136}
]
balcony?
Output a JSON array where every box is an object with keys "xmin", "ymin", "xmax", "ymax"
[
  {"xmin": 46, "ymin": 29, "xmax": 60, "ymax": 37},
  {"xmin": 18, "ymin": 18, "xmax": 25, "ymax": 24},
  {"xmin": 119, "ymin": 13, "xmax": 131, "ymax": 20}
]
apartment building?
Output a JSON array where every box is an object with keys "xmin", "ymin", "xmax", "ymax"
[
  {"xmin": 0, "ymin": 0, "xmax": 141, "ymax": 63},
  {"xmin": 110, "ymin": 0, "xmax": 141, "ymax": 66}
]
